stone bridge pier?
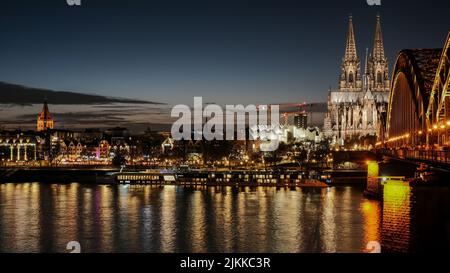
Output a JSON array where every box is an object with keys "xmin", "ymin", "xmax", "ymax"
[{"xmin": 364, "ymin": 159, "xmax": 450, "ymax": 252}]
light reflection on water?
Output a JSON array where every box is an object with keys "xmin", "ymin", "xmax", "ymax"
[
  {"xmin": 381, "ymin": 181, "xmax": 412, "ymax": 252},
  {"xmin": 0, "ymin": 183, "xmax": 379, "ymax": 253},
  {"xmin": 381, "ymin": 181, "xmax": 450, "ymax": 252}
]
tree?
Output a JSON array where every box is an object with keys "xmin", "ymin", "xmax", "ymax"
[
  {"xmin": 112, "ymin": 153, "xmax": 126, "ymax": 167},
  {"xmin": 295, "ymin": 149, "xmax": 308, "ymax": 164}
]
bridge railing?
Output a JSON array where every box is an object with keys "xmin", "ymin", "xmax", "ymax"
[{"xmin": 379, "ymin": 148, "xmax": 450, "ymax": 165}]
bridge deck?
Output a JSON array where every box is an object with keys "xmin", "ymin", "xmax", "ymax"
[{"xmin": 380, "ymin": 149, "xmax": 450, "ymax": 171}]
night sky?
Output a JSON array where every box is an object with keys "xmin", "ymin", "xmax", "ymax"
[{"xmin": 1, "ymin": 0, "xmax": 450, "ymax": 106}]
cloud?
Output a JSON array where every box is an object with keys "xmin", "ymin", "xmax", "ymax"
[
  {"xmin": 0, "ymin": 81, "xmax": 166, "ymax": 105},
  {"xmin": 0, "ymin": 102, "xmax": 174, "ymax": 133}
]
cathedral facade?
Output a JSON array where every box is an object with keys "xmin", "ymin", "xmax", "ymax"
[{"xmin": 324, "ymin": 15, "xmax": 390, "ymax": 146}]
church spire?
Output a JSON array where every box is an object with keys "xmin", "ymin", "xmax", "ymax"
[
  {"xmin": 364, "ymin": 47, "xmax": 369, "ymax": 75},
  {"xmin": 339, "ymin": 15, "xmax": 362, "ymax": 92},
  {"xmin": 37, "ymin": 99, "xmax": 54, "ymax": 131},
  {"xmin": 363, "ymin": 47, "xmax": 370, "ymax": 90},
  {"xmin": 40, "ymin": 100, "xmax": 51, "ymax": 120},
  {"xmin": 344, "ymin": 15, "xmax": 358, "ymax": 61},
  {"xmin": 372, "ymin": 14, "xmax": 385, "ymax": 60},
  {"xmin": 367, "ymin": 14, "xmax": 390, "ymax": 92}
]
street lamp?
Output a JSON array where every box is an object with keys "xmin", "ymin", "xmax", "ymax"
[{"xmin": 445, "ymin": 122, "xmax": 450, "ymax": 147}]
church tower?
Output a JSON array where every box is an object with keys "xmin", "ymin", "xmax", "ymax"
[
  {"xmin": 339, "ymin": 15, "xmax": 362, "ymax": 92},
  {"xmin": 37, "ymin": 100, "xmax": 54, "ymax": 131},
  {"xmin": 367, "ymin": 14, "xmax": 390, "ymax": 92}
]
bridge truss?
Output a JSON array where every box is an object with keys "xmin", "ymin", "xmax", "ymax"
[
  {"xmin": 427, "ymin": 32, "xmax": 450, "ymax": 139},
  {"xmin": 385, "ymin": 32, "xmax": 450, "ymax": 149}
]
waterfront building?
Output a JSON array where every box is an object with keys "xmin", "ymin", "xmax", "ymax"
[
  {"xmin": 0, "ymin": 131, "xmax": 40, "ymax": 162},
  {"xmin": 324, "ymin": 15, "xmax": 390, "ymax": 147},
  {"xmin": 67, "ymin": 140, "xmax": 85, "ymax": 160},
  {"xmin": 73, "ymin": 128, "xmax": 103, "ymax": 143},
  {"xmin": 99, "ymin": 139, "xmax": 110, "ymax": 159},
  {"xmin": 281, "ymin": 125, "xmax": 323, "ymax": 143},
  {"xmin": 294, "ymin": 113, "xmax": 308, "ymax": 129},
  {"xmin": 50, "ymin": 129, "xmax": 75, "ymax": 141},
  {"xmin": 161, "ymin": 137, "xmax": 174, "ymax": 154},
  {"xmin": 37, "ymin": 101, "xmax": 55, "ymax": 131}
]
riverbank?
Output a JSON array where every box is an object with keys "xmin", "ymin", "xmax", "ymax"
[
  {"xmin": 0, "ymin": 168, "xmax": 117, "ymax": 184},
  {"xmin": 0, "ymin": 167, "xmax": 357, "ymax": 187}
]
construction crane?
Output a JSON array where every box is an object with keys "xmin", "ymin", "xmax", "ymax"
[
  {"xmin": 277, "ymin": 102, "xmax": 308, "ymax": 126},
  {"xmin": 282, "ymin": 110, "xmax": 307, "ymax": 126},
  {"xmin": 256, "ymin": 102, "xmax": 311, "ymax": 126}
]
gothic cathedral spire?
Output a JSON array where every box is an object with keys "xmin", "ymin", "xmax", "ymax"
[
  {"xmin": 368, "ymin": 14, "xmax": 390, "ymax": 92},
  {"xmin": 372, "ymin": 14, "xmax": 385, "ymax": 61},
  {"xmin": 364, "ymin": 47, "xmax": 369, "ymax": 90},
  {"xmin": 345, "ymin": 15, "xmax": 358, "ymax": 61},
  {"xmin": 339, "ymin": 15, "xmax": 362, "ymax": 92}
]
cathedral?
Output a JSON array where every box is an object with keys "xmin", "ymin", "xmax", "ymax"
[{"xmin": 324, "ymin": 15, "xmax": 390, "ymax": 147}]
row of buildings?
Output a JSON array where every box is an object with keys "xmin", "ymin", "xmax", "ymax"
[
  {"xmin": 1, "ymin": 102, "xmax": 148, "ymax": 164},
  {"xmin": 0, "ymin": 101, "xmax": 325, "ymax": 166}
]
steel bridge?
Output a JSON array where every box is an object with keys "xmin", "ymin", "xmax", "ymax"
[{"xmin": 379, "ymin": 31, "xmax": 450, "ymax": 165}]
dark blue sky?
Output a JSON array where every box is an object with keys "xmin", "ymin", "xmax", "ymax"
[{"xmin": 1, "ymin": 0, "xmax": 449, "ymax": 105}]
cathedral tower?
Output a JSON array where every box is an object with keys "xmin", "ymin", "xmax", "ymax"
[
  {"xmin": 339, "ymin": 15, "xmax": 362, "ymax": 92},
  {"xmin": 367, "ymin": 14, "xmax": 390, "ymax": 92}
]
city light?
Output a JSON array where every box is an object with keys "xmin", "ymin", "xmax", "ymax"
[{"xmin": 0, "ymin": 1, "xmax": 449, "ymax": 258}]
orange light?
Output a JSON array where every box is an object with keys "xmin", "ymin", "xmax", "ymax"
[
  {"xmin": 418, "ymin": 131, "xmax": 423, "ymax": 135},
  {"xmin": 433, "ymin": 125, "xmax": 438, "ymax": 129}
]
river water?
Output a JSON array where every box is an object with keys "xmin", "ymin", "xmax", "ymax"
[{"xmin": 0, "ymin": 183, "xmax": 382, "ymax": 253}]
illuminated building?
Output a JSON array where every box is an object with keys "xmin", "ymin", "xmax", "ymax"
[
  {"xmin": 36, "ymin": 101, "xmax": 54, "ymax": 131},
  {"xmin": 294, "ymin": 113, "xmax": 308, "ymax": 129},
  {"xmin": 324, "ymin": 15, "xmax": 390, "ymax": 146},
  {"xmin": 99, "ymin": 139, "xmax": 110, "ymax": 159},
  {"xmin": 0, "ymin": 131, "xmax": 39, "ymax": 162}
]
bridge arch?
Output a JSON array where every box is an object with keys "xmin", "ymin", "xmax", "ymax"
[
  {"xmin": 385, "ymin": 32, "xmax": 450, "ymax": 148},
  {"xmin": 426, "ymin": 32, "xmax": 450, "ymax": 145},
  {"xmin": 386, "ymin": 49, "xmax": 441, "ymax": 147}
]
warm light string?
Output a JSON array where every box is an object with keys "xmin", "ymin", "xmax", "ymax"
[{"xmin": 376, "ymin": 120, "xmax": 450, "ymax": 146}]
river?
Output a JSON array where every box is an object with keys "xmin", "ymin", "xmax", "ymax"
[{"xmin": 0, "ymin": 183, "xmax": 381, "ymax": 253}]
